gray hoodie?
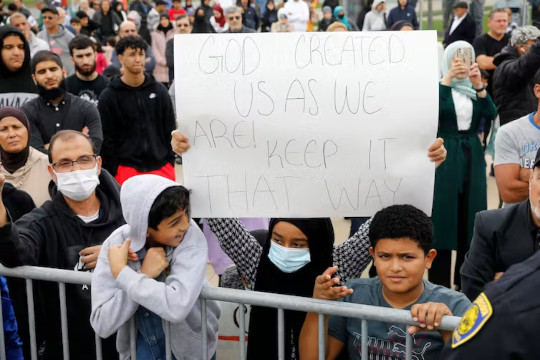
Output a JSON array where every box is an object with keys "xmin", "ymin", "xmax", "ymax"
[
  {"xmin": 37, "ymin": 24, "xmax": 75, "ymax": 75},
  {"xmin": 90, "ymin": 174, "xmax": 220, "ymax": 360}
]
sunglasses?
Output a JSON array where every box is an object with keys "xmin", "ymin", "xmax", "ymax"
[{"xmin": 228, "ymin": 15, "xmax": 241, "ymax": 20}]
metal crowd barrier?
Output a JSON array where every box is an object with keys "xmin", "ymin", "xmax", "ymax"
[{"xmin": 0, "ymin": 265, "xmax": 462, "ymax": 360}]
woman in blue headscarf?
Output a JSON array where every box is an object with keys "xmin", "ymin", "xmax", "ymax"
[
  {"xmin": 333, "ymin": 5, "xmax": 359, "ymax": 31},
  {"xmin": 430, "ymin": 41, "xmax": 497, "ymax": 289}
]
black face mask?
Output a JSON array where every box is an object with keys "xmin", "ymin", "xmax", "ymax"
[
  {"xmin": 37, "ymin": 79, "xmax": 66, "ymax": 101},
  {"xmin": 338, "ymin": 13, "xmax": 345, "ymax": 19}
]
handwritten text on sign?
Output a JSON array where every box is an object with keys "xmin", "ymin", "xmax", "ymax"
[{"xmin": 175, "ymin": 32, "xmax": 439, "ymax": 217}]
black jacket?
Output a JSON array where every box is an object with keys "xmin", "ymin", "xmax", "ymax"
[
  {"xmin": 492, "ymin": 41, "xmax": 540, "ymax": 125},
  {"xmin": 98, "ymin": 74, "xmax": 176, "ymax": 175},
  {"xmin": 0, "ymin": 170, "xmax": 124, "ymax": 360},
  {"xmin": 443, "ymin": 13, "xmax": 476, "ymax": 47},
  {"xmin": 442, "ymin": 249, "xmax": 540, "ymax": 359},
  {"xmin": 461, "ymin": 200, "xmax": 538, "ymax": 301},
  {"xmin": 21, "ymin": 92, "xmax": 103, "ymax": 153}
]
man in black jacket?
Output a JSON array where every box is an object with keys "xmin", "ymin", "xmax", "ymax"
[
  {"xmin": 21, "ymin": 50, "xmax": 103, "ymax": 152},
  {"xmin": 461, "ymin": 147, "xmax": 540, "ymax": 301},
  {"xmin": 492, "ymin": 26, "xmax": 540, "ymax": 125},
  {"xmin": 443, "ymin": 1, "xmax": 476, "ymax": 47},
  {"xmin": 0, "ymin": 130, "xmax": 125, "ymax": 359},
  {"xmin": 98, "ymin": 36, "xmax": 175, "ymax": 184}
]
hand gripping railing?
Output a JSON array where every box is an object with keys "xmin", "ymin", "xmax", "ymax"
[{"xmin": 0, "ymin": 265, "xmax": 461, "ymax": 360}]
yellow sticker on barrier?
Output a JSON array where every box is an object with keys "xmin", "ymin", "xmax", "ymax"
[{"xmin": 451, "ymin": 292, "xmax": 493, "ymax": 348}]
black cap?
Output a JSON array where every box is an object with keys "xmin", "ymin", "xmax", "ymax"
[
  {"xmin": 453, "ymin": 1, "xmax": 468, "ymax": 9},
  {"xmin": 156, "ymin": 0, "xmax": 168, "ymax": 5},
  {"xmin": 41, "ymin": 6, "xmax": 59, "ymax": 15}
]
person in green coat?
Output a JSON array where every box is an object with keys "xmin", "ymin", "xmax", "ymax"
[{"xmin": 430, "ymin": 41, "xmax": 497, "ymax": 289}]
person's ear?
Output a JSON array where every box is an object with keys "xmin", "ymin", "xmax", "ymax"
[
  {"xmin": 32, "ymin": 74, "xmax": 37, "ymax": 85},
  {"xmin": 96, "ymin": 155, "xmax": 102, "ymax": 175},
  {"xmin": 424, "ymin": 249, "xmax": 437, "ymax": 269},
  {"xmin": 62, "ymin": 67, "xmax": 67, "ymax": 78},
  {"xmin": 369, "ymin": 246, "xmax": 375, "ymax": 261},
  {"xmin": 534, "ymin": 84, "xmax": 540, "ymax": 100},
  {"xmin": 48, "ymin": 164, "xmax": 57, "ymax": 183},
  {"xmin": 70, "ymin": 56, "xmax": 74, "ymax": 65}
]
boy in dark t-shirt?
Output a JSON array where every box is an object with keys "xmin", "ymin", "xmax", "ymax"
[{"xmin": 299, "ymin": 205, "xmax": 471, "ymax": 360}]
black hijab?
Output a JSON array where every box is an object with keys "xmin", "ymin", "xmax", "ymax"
[
  {"xmin": 156, "ymin": 13, "xmax": 174, "ymax": 34},
  {"xmin": 0, "ymin": 26, "xmax": 36, "ymax": 94},
  {"xmin": 191, "ymin": 6, "xmax": 216, "ymax": 33},
  {"xmin": 247, "ymin": 218, "xmax": 334, "ymax": 360},
  {"xmin": 0, "ymin": 107, "xmax": 31, "ymax": 174}
]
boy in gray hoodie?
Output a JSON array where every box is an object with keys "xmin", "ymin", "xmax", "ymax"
[{"xmin": 90, "ymin": 174, "xmax": 220, "ymax": 360}]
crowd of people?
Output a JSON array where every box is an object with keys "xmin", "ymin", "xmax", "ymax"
[{"xmin": 0, "ymin": 0, "xmax": 539, "ymax": 358}]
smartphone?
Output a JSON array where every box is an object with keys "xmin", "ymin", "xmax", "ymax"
[{"xmin": 455, "ymin": 47, "xmax": 472, "ymax": 73}]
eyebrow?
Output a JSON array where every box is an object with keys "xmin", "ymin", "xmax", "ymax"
[
  {"xmin": 168, "ymin": 212, "xmax": 185, "ymax": 226},
  {"xmin": 272, "ymin": 231, "xmax": 308, "ymax": 242}
]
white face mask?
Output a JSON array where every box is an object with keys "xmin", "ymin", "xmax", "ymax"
[
  {"xmin": 53, "ymin": 165, "xmax": 100, "ymax": 201},
  {"xmin": 268, "ymin": 241, "xmax": 311, "ymax": 273}
]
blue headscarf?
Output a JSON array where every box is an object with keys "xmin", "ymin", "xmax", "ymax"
[
  {"xmin": 334, "ymin": 6, "xmax": 351, "ymax": 30},
  {"xmin": 441, "ymin": 41, "xmax": 477, "ymax": 99}
]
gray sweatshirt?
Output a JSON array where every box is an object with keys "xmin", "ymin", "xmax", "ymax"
[
  {"xmin": 37, "ymin": 25, "xmax": 75, "ymax": 75},
  {"xmin": 90, "ymin": 174, "xmax": 220, "ymax": 360}
]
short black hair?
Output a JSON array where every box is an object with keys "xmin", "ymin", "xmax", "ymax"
[
  {"xmin": 535, "ymin": 68, "xmax": 540, "ymax": 86},
  {"xmin": 115, "ymin": 35, "xmax": 147, "ymax": 56},
  {"xmin": 75, "ymin": 10, "xmax": 88, "ymax": 19},
  {"xmin": 70, "ymin": 16, "xmax": 81, "ymax": 24},
  {"xmin": 368, "ymin": 204, "xmax": 433, "ymax": 254},
  {"xmin": 148, "ymin": 186, "xmax": 191, "ymax": 230},
  {"xmin": 48, "ymin": 130, "xmax": 96, "ymax": 163},
  {"xmin": 31, "ymin": 50, "xmax": 62, "ymax": 74},
  {"xmin": 68, "ymin": 34, "xmax": 95, "ymax": 55}
]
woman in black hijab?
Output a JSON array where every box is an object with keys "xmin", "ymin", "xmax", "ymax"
[
  {"xmin": 191, "ymin": 6, "xmax": 216, "ymax": 33},
  {"xmin": 0, "ymin": 26, "xmax": 37, "ymax": 103}
]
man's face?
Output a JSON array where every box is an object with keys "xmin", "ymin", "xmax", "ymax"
[
  {"xmin": 80, "ymin": 16, "xmax": 88, "ymax": 26},
  {"xmin": 57, "ymin": 8, "xmax": 66, "ymax": 24},
  {"xmin": 1, "ymin": 35, "xmax": 25, "ymax": 72},
  {"xmin": 48, "ymin": 135, "xmax": 102, "ymax": 183},
  {"xmin": 488, "ymin": 11, "xmax": 508, "ymax": 36},
  {"xmin": 32, "ymin": 60, "xmax": 65, "ymax": 90},
  {"xmin": 370, "ymin": 238, "xmax": 436, "ymax": 297},
  {"xmin": 35, "ymin": 2, "xmax": 44, "ymax": 10},
  {"xmin": 398, "ymin": 0, "xmax": 407, "ymax": 7},
  {"xmin": 176, "ymin": 17, "xmax": 192, "ymax": 33},
  {"xmin": 156, "ymin": 4, "xmax": 166, "ymax": 12},
  {"xmin": 453, "ymin": 7, "xmax": 467, "ymax": 18},
  {"xmin": 72, "ymin": 22, "xmax": 82, "ymax": 33},
  {"xmin": 119, "ymin": 22, "xmax": 137, "ymax": 38},
  {"xmin": 71, "ymin": 46, "xmax": 96, "ymax": 76},
  {"xmin": 13, "ymin": 0, "xmax": 21, "ymax": 9},
  {"xmin": 10, "ymin": 15, "xmax": 29, "ymax": 36},
  {"xmin": 101, "ymin": 1, "xmax": 110, "ymax": 12},
  {"xmin": 42, "ymin": 11, "xmax": 59, "ymax": 31},
  {"xmin": 118, "ymin": 47, "xmax": 145, "ymax": 75},
  {"xmin": 226, "ymin": 11, "xmax": 242, "ymax": 32}
]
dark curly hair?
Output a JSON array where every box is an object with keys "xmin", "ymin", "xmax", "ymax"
[
  {"xmin": 115, "ymin": 35, "xmax": 147, "ymax": 56},
  {"xmin": 368, "ymin": 204, "xmax": 433, "ymax": 254},
  {"xmin": 148, "ymin": 186, "xmax": 191, "ymax": 230}
]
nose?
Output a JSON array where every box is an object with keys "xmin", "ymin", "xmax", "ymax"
[{"xmin": 389, "ymin": 258, "xmax": 402, "ymax": 272}]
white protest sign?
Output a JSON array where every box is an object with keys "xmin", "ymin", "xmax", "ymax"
[{"xmin": 175, "ymin": 31, "xmax": 439, "ymax": 218}]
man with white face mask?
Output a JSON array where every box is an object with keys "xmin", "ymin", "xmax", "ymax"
[
  {"xmin": 0, "ymin": 130, "xmax": 123, "ymax": 360},
  {"xmin": 461, "ymin": 147, "xmax": 540, "ymax": 302}
]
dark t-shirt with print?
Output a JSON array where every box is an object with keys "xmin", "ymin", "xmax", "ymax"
[
  {"xmin": 329, "ymin": 277, "xmax": 471, "ymax": 360},
  {"xmin": 65, "ymin": 74, "xmax": 110, "ymax": 106}
]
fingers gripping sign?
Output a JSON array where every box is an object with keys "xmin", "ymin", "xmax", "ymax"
[{"xmin": 313, "ymin": 266, "xmax": 354, "ymax": 300}]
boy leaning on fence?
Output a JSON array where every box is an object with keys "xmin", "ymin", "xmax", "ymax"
[
  {"xmin": 299, "ymin": 204, "xmax": 472, "ymax": 360},
  {"xmin": 90, "ymin": 174, "xmax": 220, "ymax": 360}
]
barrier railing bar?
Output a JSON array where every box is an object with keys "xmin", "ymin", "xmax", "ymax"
[
  {"xmin": 94, "ymin": 334, "xmax": 102, "ymax": 360},
  {"xmin": 58, "ymin": 282, "xmax": 70, "ymax": 360},
  {"xmin": 0, "ymin": 265, "xmax": 91, "ymax": 285},
  {"xmin": 406, "ymin": 331, "xmax": 412, "ymax": 359},
  {"xmin": 277, "ymin": 308, "xmax": 284, "ymax": 360},
  {"xmin": 361, "ymin": 319, "xmax": 367, "ymax": 360},
  {"xmin": 318, "ymin": 313, "xmax": 324, "ymax": 360},
  {"xmin": 238, "ymin": 303, "xmax": 246, "ymax": 360},
  {"xmin": 164, "ymin": 321, "xmax": 172, "ymax": 360},
  {"xmin": 25, "ymin": 279, "xmax": 37, "ymax": 360},
  {"xmin": 129, "ymin": 317, "xmax": 137, "ymax": 360},
  {"xmin": 201, "ymin": 298, "xmax": 208, "ymax": 360}
]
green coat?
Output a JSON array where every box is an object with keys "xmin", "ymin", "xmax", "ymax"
[{"xmin": 432, "ymin": 84, "xmax": 497, "ymax": 250}]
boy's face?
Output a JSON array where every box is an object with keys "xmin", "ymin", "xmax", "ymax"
[
  {"xmin": 146, "ymin": 209, "xmax": 190, "ymax": 247},
  {"xmin": 369, "ymin": 238, "xmax": 436, "ymax": 296}
]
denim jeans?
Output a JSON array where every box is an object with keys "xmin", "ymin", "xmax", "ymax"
[{"xmin": 136, "ymin": 307, "xmax": 176, "ymax": 360}]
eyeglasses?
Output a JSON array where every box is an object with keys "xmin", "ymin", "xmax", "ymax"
[
  {"xmin": 52, "ymin": 154, "xmax": 97, "ymax": 172},
  {"xmin": 228, "ymin": 15, "xmax": 241, "ymax": 20}
]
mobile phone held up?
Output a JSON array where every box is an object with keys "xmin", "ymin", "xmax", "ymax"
[{"xmin": 455, "ymin": 47, "xmax": 472, "ymax": 74}]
